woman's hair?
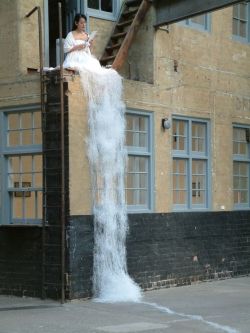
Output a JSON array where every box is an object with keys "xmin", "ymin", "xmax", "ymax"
[{"xmin": 72, "ymin": 13, "xmax": 87, "ymax": 31}]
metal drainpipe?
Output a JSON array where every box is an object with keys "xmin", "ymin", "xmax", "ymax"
[
  {"xmin": 25, "ymin": 6, "xmax": 46, "ymax": 300},
  {"xmin": 58, "ymin": 2, "xmax": 66, "ymax": 304}
]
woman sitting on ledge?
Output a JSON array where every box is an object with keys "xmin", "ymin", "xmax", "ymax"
[{"xmin": 63, "ymin": 13, "xmax": 98, "ymax": 71}]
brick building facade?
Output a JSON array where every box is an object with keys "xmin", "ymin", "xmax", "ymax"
[{"xmin": 0, "ymin": 0, "xmax": 249, "ymax": 299}]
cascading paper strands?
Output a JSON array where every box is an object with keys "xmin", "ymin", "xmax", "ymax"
[{"xmin": 79, "ymin": 64, "xmax": 141, "ymax": 303}]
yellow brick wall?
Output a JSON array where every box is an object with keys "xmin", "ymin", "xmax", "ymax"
[
  {"xmin": 67, "ymin": 79, "xmax": 92, "ymax": 215},
  {"xmin": 0, "ymin": 0, "xmax": 19, "ymax": 80},
  {"xmin": 68, "ymin": 6, "xmax": 250, "ymax": 215},
  {"xmin": 0, "ymin": 0, "xmax": 41, "ymax": 108},
  {"xmin": 18, "ymin": 0, "xmax": 43, "ymax": 74}
]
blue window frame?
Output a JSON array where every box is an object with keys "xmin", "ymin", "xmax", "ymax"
[
  {"xmin": 0, "ymin": 105, "xmax": 42, "ymax": 225},
  {"xmin": 233, "ymin": 125, "xmax": 250, "ymax": 209},
  {"xmin": 233, "ymin": 2, "xmax": 250, "ymax": 43},
  {"xmin": 85, "ymin": 0, "xmax": 121, "ymax": 20},
  {"xmin": 181, "ymin": 13, "xmax": 211, "ymax": 32},
  {"xmin": 172, "ymin": 117, "xmax": 210, "ymax": 210},
  {"xmin": 125, "ymin": 110, "xmax": 154, "ymax": 212}
]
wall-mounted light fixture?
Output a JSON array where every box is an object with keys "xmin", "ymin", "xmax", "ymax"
[{"xmin": 162, "ymin": 118, "xmax": 171, "ymax": 130}]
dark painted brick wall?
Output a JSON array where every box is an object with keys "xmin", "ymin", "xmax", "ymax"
[
  {"xmin": 126, "ymin": 211, "xmax": 250, "ymax": 289},
  {"xmin": 67, "ymin": 216, "xmax": 94, "ymax": 299},
  {"xmin": 68, "ymin": 210, "xmax": 250, "ymax": 299},
  {"xmin": 0, "ymin": 227, "xmax": 42, "ymax": 297}
]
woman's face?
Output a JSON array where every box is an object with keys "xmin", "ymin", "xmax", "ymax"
[{"xmin": 75, "ymin": 17, "xmax": 86, "ymax": 31}]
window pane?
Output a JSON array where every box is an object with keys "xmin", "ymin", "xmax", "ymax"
[
  {"xmin": 12, "ymin": 192, "xmax": 23, "ymax": 219},
  {"xmin": 239, "ymin": 3, "xmax": 247, "ymax": 20},
  {"xmin": 128, "ymin": 156, "xmax": 148, "ymax": 177},
  {"xmin": 34, "ymin": 112, "xmax": 41, "ymax": 128},
  {"xmin": 126, "ymin": 115, "xmax": 148, "ymax": 149},
  {"xmin": 233, "ymin": 3, "xmax": 248, "ymax": 38},
  {"xmin": 8, "ymin": 157, "xmax": 20, "ymax": 187},
  {"xmin": 173, "ymin": 158, "xmax": 187, "ymax": 205},
  {"xmin": 192, "ymin": 160, "xmax": 206, "ymax": 205},
  {"xmin": 8, "ymin": 131, "xmax": 20, "ymax": 146},
  {"xmin": 34, "ymin": 129, "xmax": 42, "ymax": 145},
  {"xmin": 101, "ymin": 0, "xmax": 112, "ymax": 12},
  {"xmin": 233, "ymin": 161, "xmax": 249, "ymax": 205},
  {"xmin": 240, "ymin": 177, "xmax": 248, "ymax": 189},
  {"xmin": 240, "ymin": 162, "xmax": 248, "ymax": 174},
  {"xmin": 88, "ymin": 0, "xmax": 99, "ymax": 9},
  {"xmin": 233, "ymin": 127, "xmax": 248, "ymax": 156},
  {"xmin": 34, "ymin": 173, "xmax": 42, "ymax": 187},
  {"xmin": 239, "ymin": 21, "xmax": 246, "ymax": 37},
  {"xmin": 191, "ymin": 15, "xmax": 205, "ymax": 25},
  {"xmin": 233, "ymin": 4, "xmax": 238, "ymax": 17},
  {"xmin": 173, "ymin": 190, "xmax": 187, "ymax": 205},
  {"xmin": 22, "ymin": 130, "xmax": 33, "ymax": 145},
  {"xmin": 21, "ymin": 113, "xmax": 32, "ymax": 129},
  {"xmin": 22, "ymin": 155, "xmax": 32, "ymax": 173},
  {"xmin": 8, "ymin": 114, "xmax": 19, "ymax": 129},
  {"xmin": 126, "ymin": 156, "xmax": 148, "ymax": 206},
  {"xmin": 34, "ymin": 155, "xmax": 42, "ymax": 171},
  {"xmin": 25, "ymin": 192, "xmax": 35, "ymax": 219},
  {"xmin": 192, "ymin": 123, "xmax": 206, "ymax": 153},
  {"xmin": 173, "ymin": 120, "xmax": 187, "ymax": 151},
  {"xmin": 7, "ymin": 111, "xmax": 42, "ymax": 147},
  {"xmin": 233, "ymin": 18, "xmax": 238, "ymax": 35},
  {"xmin": 234, "ymin": 190, "xmax": 248, "ymax": 204}
]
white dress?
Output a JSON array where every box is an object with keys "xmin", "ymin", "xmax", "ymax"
[{"xmin": 63, "ymin": 31, "xmax": 105, "ymax": 73}]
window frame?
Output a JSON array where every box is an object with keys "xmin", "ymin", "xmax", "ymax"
[
  {"xmin": 172, "ymin": 116, "xmax": 211, "ymax": 211},
  {"xmin": 233, "ymin": 124, "xmax": 250, "ymax": 210},
  {"xmin": 125, "ymin": 109, "xmax": 154, "ymax": 213},
  {"xmin": 0, "ymin": 105, "xmax": 43, "ymax": 225},
  {"xmin": 85, "ymin": 0, "xmax": 121, "ymax": 21},
  {"xmin": 179, "ymin": 13, "xmax": 211, "ymax": 32},
  {"xmin": 232, "ymin": 1, "xmax": 250, "ymax": 44}
]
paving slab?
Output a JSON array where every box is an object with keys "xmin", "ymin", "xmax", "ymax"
[{"xmin": 0, "ymin": 276, "xmax": 249, "ymax": 333}]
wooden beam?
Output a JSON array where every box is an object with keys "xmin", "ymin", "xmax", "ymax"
[
  {"xmin": 155, "ymin": 0, "xmax": 243, "ymax": 27},
  {"xmin": 112, "ymin": 0, "xmax": 151, "ymax": 71}
]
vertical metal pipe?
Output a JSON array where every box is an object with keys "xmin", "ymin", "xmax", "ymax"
[
  {"xmin": 58, "ymin": 2, "xmax": 65, "ymax": 304},
  {"xmin": 37, "ymin": 6, "xmax": 46, "ymax": 301},
  {"xmin": 25, "ymin": 5, "xmax": 45, "ymax": 300}
]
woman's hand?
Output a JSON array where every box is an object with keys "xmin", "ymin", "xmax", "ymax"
[
  {"xmin": 72, "ymin": 42, "xmax": 86, "ymax": 52},
  {"xmin": 77, "ymin": 43, "xmax": 85, "ymax": 50}
]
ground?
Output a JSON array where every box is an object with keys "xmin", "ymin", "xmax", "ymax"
[{"xmin": 0, "ymin": 276, "xmax": 249, "ymax": 333}]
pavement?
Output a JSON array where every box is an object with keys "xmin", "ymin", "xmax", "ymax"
[{"xmin": 0, "ymin": 276, "xmax": 249, "ymax": 333}]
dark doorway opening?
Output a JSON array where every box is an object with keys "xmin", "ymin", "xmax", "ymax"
[{"xmin": 48, "ymin": 0, "xmax": 67, "ymax": 67}]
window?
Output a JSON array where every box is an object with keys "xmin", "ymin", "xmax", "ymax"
[
  {"xmin": 86, "ymin": 0, "xmax": 120, "ymax": 20},
  {"xmin": 181, "ymin": 13, "xmax": 211, "ymax": 31},
  {"xmin": 233, "ymin": 2, "xmax": 250, "ymax": 43},
  {"xmin": 233, "ymin": 126, "xmax": 250, "ymax": 209},
  {"xmin": 88, "ymin": 0, "xmax": 112, "ymax": 12},
  {"xmin": 0, "ymin": 106, "xmax": 42, "ymax": 225},
  {"xmin": 125, "ymin": 111, "xmax": 153, "ymax": 211},
  {"xmin": 172, "ymin": 117, "xmax": 210, "ymax": 210}
]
